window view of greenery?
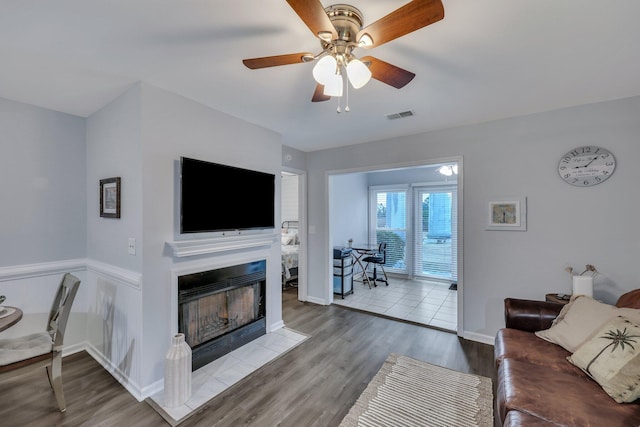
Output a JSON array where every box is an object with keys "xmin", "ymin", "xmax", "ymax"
[{"xmin": 375, "ymin": 192, "xmax": 407, "ymax": 270}]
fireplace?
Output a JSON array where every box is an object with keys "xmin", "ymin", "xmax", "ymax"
[{"xmin": 178, "ymin": 260, "xmax": 266, "ymax": 371}]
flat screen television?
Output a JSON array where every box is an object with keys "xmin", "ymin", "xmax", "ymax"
[{"xmin": 180, "ymin": 157, "xmax": 275, "ymax": 234}]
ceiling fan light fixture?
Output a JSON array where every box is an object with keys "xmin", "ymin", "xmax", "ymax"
[
  {"xmin": 323, "ymin": 73, "xmax": 343, "ymax": 97},
  {"xmin": 438, "ymin": 165, "xmax": 458, "ymax": 176},
  {"xmin": 312, "ymin": 55, "xmax": 337, "ymax": 85},
  {"xmin": 346, "ymin": 58, "xmax": 372, "ymax": 89},
  {"xmin": 358, "ymin": 33, "xmax": 373, "ymax": 47}
]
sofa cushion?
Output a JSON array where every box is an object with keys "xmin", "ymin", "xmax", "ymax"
[
  {"xmin": 535, "ymin": 295, "xmax": 640, "ymax": 352},
  {"xmin": 495, "ymin": 328, "xmax": 587, "ymax": 378},
  {"xmin": 617, "ymin": 289, "xmax": 640, "ymax": 309},
  {"xmin": 503, "ymin": 410, "xmax": 556, "ymax": 426},
  {"xmin": 569, "ymin": 315, "xmax": 640, "ymax": 403},
  {"xmin": 497, "ymin": 358, "xmax": 640, "ymax": 426}
]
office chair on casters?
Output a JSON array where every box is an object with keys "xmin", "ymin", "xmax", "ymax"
[
  {"xmin": 362, "ymin": 242, "xmax": 388, "ymax": 287},
  {"xmin": 0, "ymin": 273, "xmax": 81, "ymax": 412}
]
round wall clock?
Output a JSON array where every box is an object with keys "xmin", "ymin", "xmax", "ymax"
[{"xmin": 558, "ymin": 145, "xmax": 616, "ymax": 187}]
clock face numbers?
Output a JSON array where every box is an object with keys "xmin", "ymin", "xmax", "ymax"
[{"xmin": 558, "ymin": 146, "xmax": 615, "ymax": 187}]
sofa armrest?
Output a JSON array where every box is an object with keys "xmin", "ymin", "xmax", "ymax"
[{"xmin": 504, "ymin": 298, "xmax": 564, "ymax": 332}]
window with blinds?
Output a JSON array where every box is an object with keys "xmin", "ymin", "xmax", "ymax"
[
  {"xmin": 412, "ymin": 186, "xmax": 458, "ymax": 282},
  {"xmin": 368, "ymin": 187, "xmax": 408, "ymax": 273}
]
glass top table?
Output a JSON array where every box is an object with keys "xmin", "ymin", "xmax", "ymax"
[
  {"xmin": 350, "ymin": 243, "xmax": 378, "ymax": 288},
  {"xmin": 0, "ymin": 307, "xmax": 23, "ymax": 332}
]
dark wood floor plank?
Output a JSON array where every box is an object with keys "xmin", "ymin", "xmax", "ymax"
[{"xmin": 0, "ymin": 288, "xmax": 495, "ymax": 426}]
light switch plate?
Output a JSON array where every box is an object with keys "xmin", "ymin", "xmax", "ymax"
[{"xmin": 128, "ymin": 238, "xmax": 136, "ymax": 255}]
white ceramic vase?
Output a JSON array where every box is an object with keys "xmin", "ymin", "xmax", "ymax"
[{"xmin": 164, "ymin": 333, "xmax": 192, "ymax": 407}]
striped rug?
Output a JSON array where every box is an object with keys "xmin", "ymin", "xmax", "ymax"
[{"xmin": 339, "ymin": 353, "xmax": 493, "ymax": 427}]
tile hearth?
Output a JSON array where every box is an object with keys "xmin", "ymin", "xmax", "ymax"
[{"xmin": 148, "ymin": 327, "xmax": 309, "ymax": 426}]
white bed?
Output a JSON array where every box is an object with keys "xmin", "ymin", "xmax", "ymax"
[{"xmin": 281, "ymin": 221, "xmax": 299, "ymax": 288}]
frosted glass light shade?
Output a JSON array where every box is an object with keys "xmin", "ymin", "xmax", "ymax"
[
  {"xmin": 439, "ymin": 165, "xmax": 459, "ymax": 176},
  {"xmin": 439, "ymin": 165, "xmax": 453, "ymax": 176},
  {"xmin": 323, "ymin": 73, "xmax": 343, "ymax": 97},
  {"xmin": 313, "ymin": 56, "xmax": 337, "ymax": 85},
  {"xmin": 346, "ymin": 59, "xmax": 372, "ymax": 89}
]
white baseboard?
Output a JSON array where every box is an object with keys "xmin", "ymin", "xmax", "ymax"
[
  {"xmin": 269, "ymin": 320, "xmax": 285, "ymax": 332},
  {"xmin": 84, "ymin": 343, "xmax": 145, "ymax": 402},
  {"xmin": 62, "ymin": 342, "xmax": 87, "ymax": 358},
  {"xmin": 305, "ymin": 296, "xmax": 327, "ymax": 305},
  {"xmin": 462, "ymin": 331, "xmax": 495, "ymax": 346}
]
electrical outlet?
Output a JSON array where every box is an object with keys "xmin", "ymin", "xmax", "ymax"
[{"xmin": 128, "ymin": 238, "xmax": 136, "ymax": 255}]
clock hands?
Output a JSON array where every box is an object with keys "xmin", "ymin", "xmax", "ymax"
[{"xmin": 573, "ymin": 156, "xmax": 598, "ymax": 168}]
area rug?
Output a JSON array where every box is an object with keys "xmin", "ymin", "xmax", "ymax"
[{"xmin": 339, "ymin": 353, "xmax": 493, "ymax": 427}]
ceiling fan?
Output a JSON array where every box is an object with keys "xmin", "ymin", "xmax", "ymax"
[{"xmin": 242, "ymin": 0, "xmax": 444, "ymax": 108}]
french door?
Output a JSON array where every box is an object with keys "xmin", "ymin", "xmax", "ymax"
[
  {"xmin": 412, "ymin": 185, "xmax": 458, "ymax": 282},
  {"xmin": 368, "ymin": 184, "xmax": 458, "ymax": 282}
]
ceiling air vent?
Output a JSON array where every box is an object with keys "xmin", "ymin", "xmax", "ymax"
[{"xmin": 386, "ymin": 110, "xmax": 415, "ymax": 120}]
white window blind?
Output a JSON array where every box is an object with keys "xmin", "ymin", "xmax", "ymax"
[
  {"xmin": 412, "ymin": 186, "xmax": 458, "ymax": 282},
  {"xmin": 369, "ymin": 187, "xmax": 408, "ymax": 273}
]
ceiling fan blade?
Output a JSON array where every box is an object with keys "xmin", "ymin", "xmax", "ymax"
[
  {"xmin": 357, "ymin": 0, "xmax": 444, "ymax": 48},
  {"xmin": 242, "ymin": 52, "xmax": 314, "ymax": 69},
  {"xmin": 312, "ymin": 84, "xmax": 331, "ymax": 102},
  {"xmin": 286, "ymin": 0, "xmax": 338, "ymax": 41},
  {"xmin": 361, "ymin": 56, "xmax": 415, "ymax": 89}
]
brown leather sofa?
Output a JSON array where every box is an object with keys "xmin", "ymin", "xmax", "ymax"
[{"xmin": 494, "ymin": 290, "xmax": 640, "ymax": 426}]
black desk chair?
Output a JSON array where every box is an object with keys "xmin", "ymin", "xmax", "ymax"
[{"xmin": 362, "ymin": 242, "xmax": 388, "ymax": 287}]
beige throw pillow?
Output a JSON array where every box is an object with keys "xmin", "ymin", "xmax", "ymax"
[
  {"xmin": 568, "ymin": 315, "xmax": 640, "ymax": 403},
  {"xmin": 535, "ymin": 295, "xmax": 640, "ymax": 352}
]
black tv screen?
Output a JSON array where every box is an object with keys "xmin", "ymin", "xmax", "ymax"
[{"xmin": 180, "ymin": 157, "xmax": 275, "ymax": 233}]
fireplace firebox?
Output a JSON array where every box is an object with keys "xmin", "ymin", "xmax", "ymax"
[{"xmin": 178, "ymin": 260, "xmax": 266, "ymax": 371}]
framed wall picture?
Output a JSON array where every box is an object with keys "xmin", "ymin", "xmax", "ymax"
[
  {"xmin": 486, "ymin": 197, "xmax": 526, "ymax": 231},
  {"xmin": 100, "ymin": 177, "xmax": 121, "ymax": 218}
]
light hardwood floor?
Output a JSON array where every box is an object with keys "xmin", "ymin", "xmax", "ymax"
[{"xmin": 0, "ymin": 288, "xmax": 495, "ymax": 426}]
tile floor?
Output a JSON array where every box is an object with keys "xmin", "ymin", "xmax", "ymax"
[
  {"xmin": 149, "ymin": 327, "xmax": 309, "ymax": 426},
  {"xmin": 332, "ymin": 276, "xmax": 458, "ymax": 331}
]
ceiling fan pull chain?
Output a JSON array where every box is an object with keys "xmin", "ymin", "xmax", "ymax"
[
  {"xmin": 336, "ymin": 95, "xmax": 341, "ymax": 113},
  {"xmin": 345, "ymin": 80, "xmax": 350, "ymax": 112}
]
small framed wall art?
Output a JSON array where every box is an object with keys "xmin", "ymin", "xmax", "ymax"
[
  {"xmin": 100, "ymin": 177, "xmax": 121, "ymax": 218},
  {"xmin": 486, "ymin": 197, "xmax": 526, "ymax": 231}
]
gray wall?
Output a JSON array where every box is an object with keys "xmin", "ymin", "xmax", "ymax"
[
  {"xmin": 308, "ymin": 95, "xmax": 640, "ymax": 341},
  {"xmin": 329, "ymin": 173, "xmax": 368, "ymax": 249},
  {"xmin": 282, "ymin": 144, "xmax": 306, "ymax": 171},
  {"xmin": 86, "ymin": 85, "xmax": 143, "ymax": 272},
  {"xmin": 0, "ymin": 97, "xmax": 86, "ymax": 266}
]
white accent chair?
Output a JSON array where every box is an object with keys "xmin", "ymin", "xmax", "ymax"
[{"xmin": 0, "ymin": 273, "xmax": 81, "ymax": 412}]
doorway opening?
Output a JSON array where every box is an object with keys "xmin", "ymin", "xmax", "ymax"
[
  {"xmin": 329, "ymin": 160, "xmax": 461, "ymax": 333},
  {"xmin": 281, "ymin": 170, "xmax": 307, "ymax": 302}
]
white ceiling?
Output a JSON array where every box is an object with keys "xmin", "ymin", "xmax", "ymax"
[{"xmin": 2, "ymin": 1, "xmax": 640, "ymax": 152}]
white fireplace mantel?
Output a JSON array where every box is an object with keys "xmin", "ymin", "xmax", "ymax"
[{"xmin": 167, "ymin": 232, "xmax": 278, "ymax": 258}]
